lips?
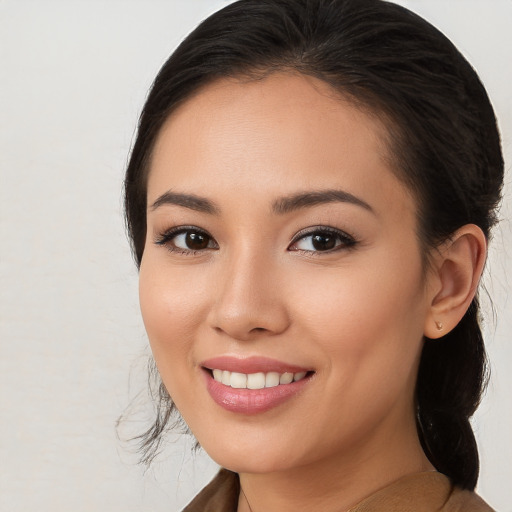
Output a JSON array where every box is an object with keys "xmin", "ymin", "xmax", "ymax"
[
  {"xmin": 202, "ymin": 355, "xmax": 311, "ymax": 374},
  {"xmin": 201, "ymin": 356, "xmax": 314, "ymax": 414}
]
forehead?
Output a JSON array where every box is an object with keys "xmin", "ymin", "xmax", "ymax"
[{"xmin": 147, "ymin": 72, "xmax": 415, "ymax": 222}]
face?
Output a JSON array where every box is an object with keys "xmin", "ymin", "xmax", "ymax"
[{"xmin": 139, "ymin": 73, "xmax": 432, "ymax": 475}]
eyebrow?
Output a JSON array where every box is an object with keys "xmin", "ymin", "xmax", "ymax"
[
  {"xmin": 150, "ymin": 191, "xmax": 220, "ymax": 214},
  {"xmin": 272, "ymin": 189, "xmax": 374, "ymax": 215},
  {"xmin": 150, "ymin": 188, "xmax": 374, "ymax": 215}
]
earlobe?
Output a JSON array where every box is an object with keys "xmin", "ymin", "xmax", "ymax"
[{"xmin": 424, "ymin": 224, "xmax": 487, "ymax": 339}]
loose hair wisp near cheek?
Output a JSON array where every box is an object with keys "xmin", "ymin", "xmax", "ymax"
[
  {"xmin": 123, "ymin": 0, "xmax": 503, "ymax": 489},
  {"xmin": 116, "ymin": 357, "xmax": 195, "ymax": 465}
]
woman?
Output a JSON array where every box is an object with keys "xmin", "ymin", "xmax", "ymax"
[{"xmin": 124, "ymin": 0, "xmax": 503, "ymax": 510}]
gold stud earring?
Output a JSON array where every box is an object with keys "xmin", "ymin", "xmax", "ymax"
[{"xmin": 435, "ymin": 321, "xmax": 443, "ymax": 331}]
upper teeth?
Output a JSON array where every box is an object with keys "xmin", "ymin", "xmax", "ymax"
[{"xmin": 212, "ymin": 370, "xmax": 307, "ymax": 389}]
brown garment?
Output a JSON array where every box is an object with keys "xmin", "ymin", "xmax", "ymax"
[{"xmin": 182, "ymin": 468, "xmax": 495, "ymax": 512}]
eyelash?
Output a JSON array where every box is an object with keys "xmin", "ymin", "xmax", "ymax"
[
  {"xmin": 154, "ymin": 225, "xmax": 358, "ymax": 256},
  {"xmin": 154, "ymin": 226, "xmax": 218, "ymax": 255},
  {"xmin": 289, "ymin": 226, "xmax": 358, "ymax": 255}
]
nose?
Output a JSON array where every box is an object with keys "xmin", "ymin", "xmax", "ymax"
[{"xmin": 207, "ymin": 250, "xmax": 290, "ymax": 341}]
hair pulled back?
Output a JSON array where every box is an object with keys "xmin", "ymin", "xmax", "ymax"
[{"xmin": 124, "ymin": 0, "xmax": 503, "ymax": 490}]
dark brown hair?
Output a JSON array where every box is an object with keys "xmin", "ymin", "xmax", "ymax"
[{"xmin": 124, "ymin": 0, "xmax": 503, "ymax": 490}]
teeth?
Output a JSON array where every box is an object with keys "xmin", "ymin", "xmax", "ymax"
[
  {"xmin": 247, "ymin": 372, "xmax": 266, "ymax": 389},
  {"xmin": 279, "ymin": 372, "xmax": 294, "ymax": 384},
  {"xmin": 230, "ymin": 372, "xmax": 247, "ymax": 389},
  {"xmin": 294, "ymin": 371, "xmax": 307, "ymax": 381},
  {"xmin": 211, "ymin": 369, "xmax": 309, "ymax": 389},
  {"xmin": 265, "ymin": 372, "xmax": 280, "ymax": 388}
]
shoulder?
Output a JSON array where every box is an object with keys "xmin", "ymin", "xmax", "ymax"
[
  {"xmin": 349, "ymin": 472, "xmax": 495, "ymax": 512},
  {"xmin": 182, "ymin": 469, "xmax": 239, "ymax": 512},
  {"xmin": 446, "ymin": 486, "xmax": 495, "ymax": 512},
  {"xmin": 183, "ymin": 469, "xmax": 496, "ymax": 512}
]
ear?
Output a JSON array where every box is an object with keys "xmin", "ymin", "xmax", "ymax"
[{"xmin": 424, "ymin": 224, "xmax": 487, "ymax": 339}]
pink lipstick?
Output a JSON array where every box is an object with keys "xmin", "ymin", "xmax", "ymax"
[{"xmin": 201, "ymin": 356, "xmax": 313, "ymax": 414}]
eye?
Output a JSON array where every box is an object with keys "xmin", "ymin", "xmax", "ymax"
[
  {"xmin": 289, "ymin": 227, "xmax": 356, "ymax": 253},
  {"xmin": 155, "ymin": 226, "xmax": 218, "ymax": 253}
]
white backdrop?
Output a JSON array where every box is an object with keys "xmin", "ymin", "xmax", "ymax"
[{"xmin": 1, "ymin": 1, "xmax": 510, "ymax": 511}]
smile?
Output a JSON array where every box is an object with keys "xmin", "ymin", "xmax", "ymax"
[
  {"xmin": 201, "ymin": 357, "xmax": 314, "ymax": 414},
  {"xmin": 211, "ymin": 369, "xmax": 308, "ymax": 389}
]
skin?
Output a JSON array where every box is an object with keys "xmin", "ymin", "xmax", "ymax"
[{"xmin": 139, "ymin": 73, "xmax": 486, "ymax": 512}]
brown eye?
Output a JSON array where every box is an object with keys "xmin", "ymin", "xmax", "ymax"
[
  {"xmin": 155, "ymin": 227, "xmax": 218, "ymax": 253},
  {"xmin": 311, "ymin": 233, "xmax": 337, "ymax": 251},
  {"xmin": 289, "ymin": 227, "xmax": 357, "ymax": 253},
  {"xmin": 185, "ymin": 231, "xmax": 210, "ymax": 250}
]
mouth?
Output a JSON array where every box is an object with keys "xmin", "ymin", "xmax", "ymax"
[
  {"xmin": 200, "ymin": 356, "xmax": 315, "ymax": 414},
  {"xmin": 207, "ymin": 368, "xmax": 311, "ymax": 389}
]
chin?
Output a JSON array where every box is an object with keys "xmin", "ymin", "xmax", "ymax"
[{"xmin": 199, "ymin": 434, "xmax": 301, "ymax": 475}]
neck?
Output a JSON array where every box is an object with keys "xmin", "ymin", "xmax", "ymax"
[{"xmin": 236, "ymin": 418, "xmax": 434, "ymax": 512}]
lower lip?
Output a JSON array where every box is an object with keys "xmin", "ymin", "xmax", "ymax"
[{"xmin": 204, "ymin": 370, "xmax": 312, "ymax": 414}]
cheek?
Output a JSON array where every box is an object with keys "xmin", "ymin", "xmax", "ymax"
[
  {"xmin": 138, "ymin": 256, "xmax": 207, "ymax": 381},
  {"xmin": 292, "ymin": 250, "xmax": 426, "ymax": 382},
  {"xmin": 289, "ymin": 257, "xmax": 427, "ymax": 450}
]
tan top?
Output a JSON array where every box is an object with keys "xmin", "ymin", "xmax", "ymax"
[{"xmin": 182, "ymin": 469, "xmax": 495, "ymax": 512}]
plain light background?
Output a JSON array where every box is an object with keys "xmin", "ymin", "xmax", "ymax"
[{"xmin": 1, "ymin": 1, "xmax": 510, "ymax": 511}]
